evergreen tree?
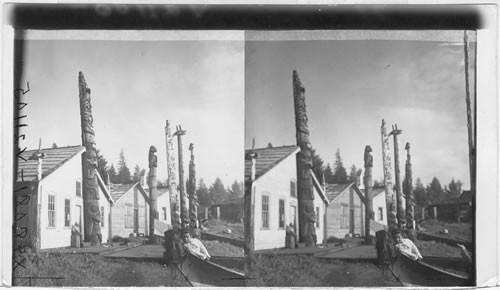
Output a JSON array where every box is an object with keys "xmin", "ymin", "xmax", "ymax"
[
  {"xmin": 448, "ymin": 178, "xmax": 462, "ymax": 198},
  {"xmin": 426, "ymin": 177, "xmax": 444, "ymax": 203},
  {"xmin": 117, "ymin": 149, "xmax": 132, "ymax": 184},
  {"xmin": 96, "ymin": 149, "xmax": 109, "ymax": 183},
  {"xmin": 132, "ymin": 165, "xmax": 146, "ymax": 183},
  {"xmin": 324, "ymin": 163, "xmax": 334, "ymax": 184},
  {"xmin": 209, "ymin": 177, "xmax": 227, "ymax": 204},
  {"xmin": 332, "ymin": 148, "xmax": 348, "ymax": 184},
  {"xmin": 52, "ymin": 143, "xmax": 58, "ymax": 148},
  {"xmin": 197, "ymin": 179, "xmax": 211, "ymax": 207},
  {"xmin": 349, "ymin": 165, "xmax": 362, "ymax": 183},
  {"xmin": 230, "ymin": 180, "xmax": 243, "ymax": 198},
  {"xmin": 108, "ymin": 164, "xmax": 118, "ymax": 184},
  {"xmin": 267, "ymin": 142, "xmax": 273, "ymax": 148},
  {"xmin": 310, "ymin": 147, "xmax": 325, "ymax": 182},
  {"xmin": 413, "ymin": 178, "xmax": 427, "ymax": 205}
]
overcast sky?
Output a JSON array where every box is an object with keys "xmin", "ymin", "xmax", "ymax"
[
  {"xmin": 19, "ymin": 35, "xmax": 244, "ymax": 187},
  {"xmin": 245, "ymin": 34, "xmax": 474, "ymax": 189}
]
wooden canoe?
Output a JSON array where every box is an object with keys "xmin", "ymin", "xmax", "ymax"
[
  {"xmin": 389, "ymin": 254, "xmax": 473, "ymax": 287},
  {"xmin": 177, "ymin": 253, "xmax": 246, "ymax": 287}
]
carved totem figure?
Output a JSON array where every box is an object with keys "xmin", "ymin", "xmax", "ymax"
[
  {"xmin": 148, "ymin": 146, "xmax": 159, "ymax": 243},
  {"xmin": 364, "ymin": 145, "xmax": 374, "ymax": 243},
  {"xmin": 174, "ymin": 126, "xmax": 189, "ymax": 229},
  {"xmin": 390, "ymin": 124, "xmax": 405, "ymax": 228},
  {"xmin": 380, "ymin": 119, "xmax": 398, "ymax": 230},
  {"xmin": 166, "ymin": 121, "xmax": 181, "ymax": 229},
  {"xmin": 78, "ymin": 72, "xmax": 101, "ymax": 245},
  {"xmin": 404, "ymin": 142, "xmax": 415, "ymax": 231},
  {"xmin": 188, "ymin": 143, "xmax": 198, "ymax": 229},
  {"xmin": 292, "ymin": 70, "xmax": 316, "ymax": 246}
]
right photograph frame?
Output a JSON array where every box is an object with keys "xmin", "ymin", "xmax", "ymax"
[{"xmin": 243, "ymin": 30, "xmax": 476, "ymax": 287}]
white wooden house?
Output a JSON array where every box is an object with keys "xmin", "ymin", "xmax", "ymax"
[
  {"xmin": 325, "ymin": 182, "xmax": 388, "ymax": 240},
  {"xmin": 109, "ymin": 183, "xmax": 171, "ymax": 238},
  {"xmin": 245, "ymin": 145, "xmax": 328, "ymax": 251},
  {"xmin": 15, "ymin": 145, "xmax": 113, "ymax": 249}
]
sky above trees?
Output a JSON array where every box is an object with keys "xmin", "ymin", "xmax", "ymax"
[
  {"xmin": 245, "ymin": 31, "xmax": 474, "ymax": 189},
  {"xmin": 18, "ymin": 31, "xmax": 244, "ymax": 186}
]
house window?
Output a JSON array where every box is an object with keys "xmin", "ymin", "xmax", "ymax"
[
  {"xmin": 262, "ymin": 195, "xmax": 269, "ymax": 229},
  {"xmin": 64, "ymin": 199, "xmax": 71, "ymax": 228},
  {"xmin": 162, "ymin": 207, "xmax": 167, "ymax": 220},
  {"xmin": 340, "ymin": 204, "xmax": 349, "ymax": 229},
  {"xmin": 48, "ymin": 195, "xmax": 56, "ymax": 228},
  {"xmin": 378, "ymin": 207, "xmax": 383, "ymax": 221},
  {"xmin": 125, "ymin": 204, "xmax": 133, "ymax": 228},
  {"xmin": 101, "ymin": 206, "xmax": 105, "ymax": 227},
  {"xmin": 316, "ymin": 207, "xmax": 320, "ymax": 228},
  {"xmin": 76, "ymin": 180, "xmax": 82, "ymax": 197},
  {"xmin": 290, "ymin": 180, "xmax": 296, "ymax": 197},
  {"xmin": 279, "ymin": 199, "xmax": 285, "ymax": 228}
]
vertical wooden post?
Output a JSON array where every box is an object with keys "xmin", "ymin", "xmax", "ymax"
[
  {"xmin": 244, "ymin": 142, "xmax": 258, "ymax": 274},
  {"xmin": 380, "ymin": 119, "xmax": 398, "ymax": 230},
  {"xmin": 292, "ymin": 70, "xmax": 316, "ymax": 247},
  {"xmin": 390, "ymin": 124, "xmax": 405, "ymax": 228},
  {"xmin": 174, "ymin": 125, "xmax": 189, "ymax": 228},
  {"xmin": 148, "ymin": 146, "xmax": 158, "ymax": 244},
  {"xmin": 188, "ymin": 143, "xmax": 198, "ymax": 229},
  {"xmin": 433, "ymin": 207, "xmax": 438, "ymax": 219},
  {"xmin": 463, "ymin": 30, "xmax": 475, "ymax": 191},
  {"xmin": 78, "ymin": 72, "xmax": 101, "ymax": 245},
  {"xmin": 165, "ymin": 121, "xmax": 181, "ymax": 229},
  {"xmin": 216, "ymin": 207, "xmax": 220, "ymax": 219},
  {"xmin": 363, "ymin": 145, "xmax": 373, "ymax": 244},
  {"xmin": 404, "ymin": 142, "xmax": 416, "ymax": 231},
  {"xmin": 205, "ymin": 207, "xmax": 209, "ymax": 220}
]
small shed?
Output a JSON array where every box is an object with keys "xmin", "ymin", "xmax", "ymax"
[{"xmin": 426, "ymin": 190, "xmax": 474, "ymax": 222}]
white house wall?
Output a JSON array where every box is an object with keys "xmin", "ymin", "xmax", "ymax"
[
  {"xmin": 157, "ymin": 193, "xmax": 171, "ymax": 226},
  {"xmin": 39, "ymin": 154, "xmax": 84, "ymax": 249},
  {"xmin": 372, "ymin": 192, "xmax": 388, "ymax": 227},
  {"xmin": 312, "ymin": 186, "xmax": 325, "ymax": 244},
  {"xmin": 253, "ymin": 154, "xmax": 298, "ymax": 251},
  {"xmin": 97, "ymin": 185, "xmax": 111, "ymax": 243}
]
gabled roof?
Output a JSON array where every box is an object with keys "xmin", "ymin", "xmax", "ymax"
[
  {"xmin": 244, "ymin": 145, "xmax": 299, "ymax": 182},
  {"xmin": 110, "ymin": 182, "xmax": 137, "ymax": 202},
  {"xmin": 95, "ymin": 172, "xmax": 114, "ymax": 205},
  {"xmin": 360, "ymin": 187, "xmax": 386, "ymax": 198},
  {"xmin": 325, "ymin": 183, "xmax": 353, "ymax": 202},
  {"xmin": 16, "ymin": 145, "xmax": 85, "ymax": 182},
  {"xmin": 309, "ymin": 169, "xmax": 329, "ymax": 205}
]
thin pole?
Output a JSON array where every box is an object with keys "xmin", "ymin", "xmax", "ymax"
[
  {"xmin": 390, "ymin": 124, "xmax": 405, "ymax": 228},
  {"xmin": 148, "ymin": 146, "xmax": 158, "ymax": 244},
  {"xmin": 166, "ymin": 121, "xmax": 181, "ymax": 229},
  {"xmin": 174, "ymin": 125, "xmax": 189, "ymax": 228},
  {"xmin": 363, "ymin": 145, "xmax": 374, "ymax": 244}
]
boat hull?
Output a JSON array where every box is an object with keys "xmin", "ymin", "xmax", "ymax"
[
  {"xmin": 390, "ymin": 254, "xmax": 473, "ymax": 287},
  {"xmin": 178, "ymin": 253, "xmax": 246, "ymax": 287}
]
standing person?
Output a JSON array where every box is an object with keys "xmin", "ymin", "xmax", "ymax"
[
  {"xmin": 181, "ymin": 229, "xmax": 211, "ymax": 260},
  {"xmin": 286, "ymin": 223, "xmax": 297, "ymax": 249},
  {"xmin": 393, "ymin": 230, "xmax": 423, "ymax": 261}
]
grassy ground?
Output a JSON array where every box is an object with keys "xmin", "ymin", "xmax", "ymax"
[
  {"xmin": 204, "ymin": 219, "xmax": 244, "ymax": 240},
  {"xmin": 246, "ymin": 254, "xmax": 400, "ymax": 287},
  {"xmin": 13, "ymin": 249, "xmax": 189, "ymax": 287},
  {"xmin": 420, "ymin": 219, "xmax": 472, "ymax": 241},
  {"xmin": 203, "ymin": 240, "xmax": 245, "ymax": 257}
]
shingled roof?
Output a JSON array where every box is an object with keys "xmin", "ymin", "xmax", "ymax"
[
  {"xmin": 325, "ymin": 183, "xmax": 353, "ymax": 202},
  {"xmin": 244, "ymin": 145, "xmax": 299, "ymax": 182},
  {"xmin": 109, "ymin": 183, "xmax": 137, "ymax": 202},
  {"xmin": 16, "ymin": 145, "xmax": 85, "ymax": 182}
]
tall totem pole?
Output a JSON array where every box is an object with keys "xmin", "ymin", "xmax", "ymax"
[
  {"xmin": 390, "ymin": 124, "xmax": 405, "ymax": 228},
  {"xmin": 78, "ymin": 72, "xmax": 101, "ymax": 245},
  {"xmin": 380, "ymin": 119, "xmax": 398, "ymax": 230},
  {"xmin": 148, "ymin": 146, "xmax": 159, "ymax": 243},
  {"xmin": 188, "ymin": 143, "xmax": 198, "ymax": 229},
  {"xmin": 174, "ymin": 125, "xmax": 189, "ymax": 228},
  {"xmin": 404, "ymin": 142, "xmax": 416, "ymax": 238},
  {"xmin": 292, "ymin": 70, "xmax": 316, "ymax": 246},
  {"xmin": 363, "ymin": 145, "xmax": 374, "ymax": 244},
  {"xmin": 165, "ymin": 121, "xmax": 181, "ymax": 229}
]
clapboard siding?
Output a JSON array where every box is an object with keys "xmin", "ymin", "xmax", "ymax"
[
  {"xmin": 253, "ymin": 152, "xmax": 298, "ymax": 251},
  {"xmin": 111, "ymin": 187, "xmax": 149, "ymax": 238},
  {"xmin": 325, "ymin": 187, "xmax": 365, "ymax": 239}
]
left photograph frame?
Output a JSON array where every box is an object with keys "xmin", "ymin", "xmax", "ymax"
[{"xmin": 7, "ymin": 27, "xmax": 246, "ymax": 287}]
